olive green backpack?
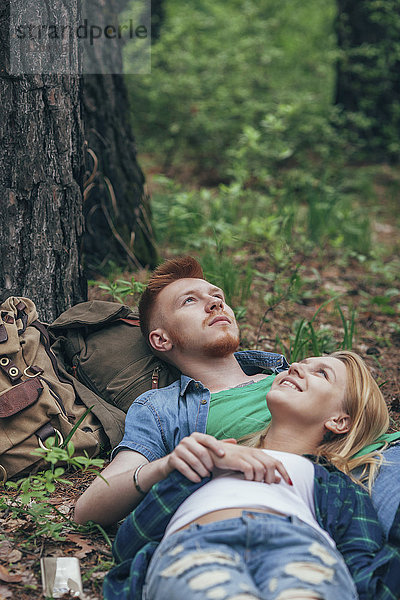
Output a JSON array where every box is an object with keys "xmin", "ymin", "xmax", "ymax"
[
  {"xmin": 49, "ymin": 300, "xmax": 180, "ymax": 449},
  {"xmin": 0, "ymin": 297, "xmax": 106, "ymax": 481}
]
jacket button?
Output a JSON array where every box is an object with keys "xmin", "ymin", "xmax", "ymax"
[{"xmin": 201, "ymin": 399, "xmax": 207, "ymax": 405}]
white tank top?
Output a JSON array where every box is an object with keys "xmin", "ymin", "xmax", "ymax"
[{"xmin": 165, "ymin": 450, "xmax": 334, "ymax": 546}]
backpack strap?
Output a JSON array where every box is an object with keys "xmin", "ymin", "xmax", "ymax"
[
  {"xmin": 120, "ymin": 318, "xmax": 140, "ymax": 326},
  {"xmin": 0, "ymin": 324, "xmax": 8, "ymax": 343},
  {"xmin": 31, "ymin": 321, "xmax": 72, "ymax": 386},
  {"xmin": 15, "ymin": 301, "xmax": 28, "ymax": 334}
]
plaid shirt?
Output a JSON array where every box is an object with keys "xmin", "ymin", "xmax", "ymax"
[{"xmin": 103, "ymin": 460, "xmax": 400, "ymax": 600}]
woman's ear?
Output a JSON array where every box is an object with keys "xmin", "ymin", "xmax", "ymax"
[
  {"xmin": 148, "ymin": 328, "xmax": 173, "ymax": 353},
  {"xmin": 324, "ymin": 414, "xmax": 351, "ymax": 435}
]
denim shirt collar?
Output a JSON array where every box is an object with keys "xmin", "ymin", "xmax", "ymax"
[{"xmin": 179, "ymin": 350, "xmax": 289, "ymax": 397}]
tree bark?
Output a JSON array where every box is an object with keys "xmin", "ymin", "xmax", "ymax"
[
  {"xmin": 82, "ymin": 73, "xmax": 158, "ymax": 272},
  {"xmin": 81, "ymin": 0, "xmax": 158, "ymax": 273},
  {"xmin": 335, "ymin": 0, "xmax": 400, "ymax": 159},
  {"xmin": 0, "ymin": 1, "xmax": 86, "ymax": 322}
]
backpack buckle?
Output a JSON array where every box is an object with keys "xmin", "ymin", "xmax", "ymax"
[
  {"xmin": 0, "ymin": 464, "xmax": 7, "ymax": 483},
  {"xmin": 38, "ymin": 428, "xmax": 64, "ymax": 450},
  {"xmin": 24, "ymin": 365, "xmax": 43, "ymax": 378}
]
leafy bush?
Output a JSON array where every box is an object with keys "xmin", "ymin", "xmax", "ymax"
[{"xmin": 124, "ymin": 0, "xmax": 337, "ymax": 174}]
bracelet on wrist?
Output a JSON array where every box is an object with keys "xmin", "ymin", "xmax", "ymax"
[{"xmin": 133, "ymin": 463, "xmax": 148, "ymax": 495}]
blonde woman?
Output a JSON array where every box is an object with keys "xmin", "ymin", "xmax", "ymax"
[{"xmin": 104, "ymin": 352, "xmax": 400, "ymax": 600}]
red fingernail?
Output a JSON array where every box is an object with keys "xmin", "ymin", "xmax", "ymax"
[{"xmin": 288, "ymin": 478, "xmax": 293, "ymax": 486}]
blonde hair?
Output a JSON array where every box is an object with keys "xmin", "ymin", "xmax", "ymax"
[{"xmin": 240, "ymin": 351, "xmax": 389, "ymax": 490}]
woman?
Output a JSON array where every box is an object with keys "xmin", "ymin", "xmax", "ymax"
[{"xmin": 104, "ymin": 352, "xmax": 400, "ymax": 600}]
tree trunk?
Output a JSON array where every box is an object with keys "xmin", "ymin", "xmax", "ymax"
[
  {"xmin": 81, "ymin": 0, "xmax": 158, "ymax": 273},
  {"xmin": 151, "ymin": 0, "xmax": 165, "ymax": 41},
  {"xmin": 0, "ymin": 2, "xmax": 86, "ymax": 322},
  {"xmin": 335, "ymin": 0, "xmax": 400, "ymax": 159},
  {"xmin": 82, "ymin": 74, "xmax": 158, "ymax": 272}
]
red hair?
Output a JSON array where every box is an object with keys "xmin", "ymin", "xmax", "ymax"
[{"xmin": 138, "ymin": 256, "xmax": 204, "ymax": 341}]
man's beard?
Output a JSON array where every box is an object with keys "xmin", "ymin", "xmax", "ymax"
[
  {"xmin": 171, "ymin": 328, "xmax": 240, "ymax": 358},
  {"xmin": 202, "ymin": 332, "xmax": 240, "ymax": 357}
]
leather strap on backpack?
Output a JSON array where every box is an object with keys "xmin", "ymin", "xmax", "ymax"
[
  {"xmin": 0, "ymin": 324, "xmax": 8, "ymax": 343},
  {"xmin": 35, "ymin": 422, "xmax": 63, "ymax": 449},
  {"xmin": 0, "ymin": 356, "xmax": 23, "ymax": 383},
  {"xmin": 15, "ymin": 301, "xmax": 28, "ymax": 334}
]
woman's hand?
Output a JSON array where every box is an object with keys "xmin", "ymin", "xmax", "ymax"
[{"xmin": 210, "ymin": 443, "xmax": 292, "ymax": 485}]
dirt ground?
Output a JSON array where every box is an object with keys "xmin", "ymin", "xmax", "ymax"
[{"xmin": 0, "ymin": 207, "xmax": 399, "ymax": 599}]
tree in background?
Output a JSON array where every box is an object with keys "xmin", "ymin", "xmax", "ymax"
[
  {"xmin": 0, "ymin": 2, "xmax": 86, "ymax": 322},
  {"xmin": 335, "ymin": 0, "xmax": 400, "ymax": 160},
  {"xmin": 0, "ymin": 0, "xmax": 157, "ymax": 320},
  {"xmin": 151, "ymin": 0, "xmax": 165, "ymax": 40},
  {"xmin": 82, "ymin": 0, "xmax": 158, "ymax": 273},
  {"xmin": 82, "ymin": 67, "xmax": 158, "ymax": 272}
]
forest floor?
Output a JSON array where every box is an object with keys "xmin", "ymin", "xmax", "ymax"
[{"xmin": 0, "ymin": 170, "xmax": 399, "ymax": 600}]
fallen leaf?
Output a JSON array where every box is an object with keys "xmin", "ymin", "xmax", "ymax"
[
  {"xmin": 0, "ymin": 541, "xmax": 23, "ymax": 565},
  {"xmin": 0, "ymin": 543, "xmax": 12, "ymax": 560},
  {"xmin": 90, "ymin": 570, "xmax": 110, "ymax": 579},
  {"xmin": 0, "ymin": 584, "xmax": 13, "ymax": 599},
  {"xmin": 64, "ymin": 533, "xmax": 95, "ymax": 559},
  {"xmin": 56, "ymin": 501, "xmax": 74, "ymax": 515},
  {"xmin": 18, "ymin": 569, "xmax": 38, "ymax": 587},
  {"xmin": 7, "ymin": 550, "xmax": 22, "ymax": 564},
  {"xmin": 0, "ymin": 565, "xmax": 22, "ymax": 583},
  {"xmin": 3, "ymin": 518, "xmax": 29, "ymax": 533}
]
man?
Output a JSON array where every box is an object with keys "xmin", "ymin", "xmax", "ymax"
[
  {"xmin": 74, "ymin": 256, "xmax": 400, "ymax": 532},
  {"xmin": 74, "ymin": 256, "xmax": 290, "ymax": 526}
]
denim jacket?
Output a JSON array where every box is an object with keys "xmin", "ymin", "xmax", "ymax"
[{"xmin": 112, "ymin": 350, "xmax": 289, "ymax": 462}]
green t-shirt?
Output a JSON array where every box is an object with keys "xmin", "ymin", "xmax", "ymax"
[
  {"xmin": 206, "ymin": 375, "xmax": 274, "ymax": 440},
  {"xmin": 206, "ymin": 374, "xmax": 400, "ymax": 454}
]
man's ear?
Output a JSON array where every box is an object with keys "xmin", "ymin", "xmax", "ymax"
[
  {"xmin": 148, "ymin": 328, "xmax": 173, "ymax": 353},
  {"xmin": 324, "ymin": 414, "xmax": 351, "ymax": 435}
]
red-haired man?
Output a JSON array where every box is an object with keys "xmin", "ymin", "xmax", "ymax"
[{"xmin": 75, "ymin": 257, "xmax": 290, "ymax": 526}]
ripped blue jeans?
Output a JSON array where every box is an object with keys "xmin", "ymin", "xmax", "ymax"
[{"xmin": 143, "ymin": 512, "xmax": 358, "ymax": 600}]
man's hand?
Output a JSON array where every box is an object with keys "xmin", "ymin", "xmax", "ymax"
[
  {"xmin": 210, "ymin": 443, "xmax": 292, "ymax": 486},
  {"xmin": 166, "ymin": 432, "xmax": 229, "ymax": 482},
  {"xmin": 166, "ymin": 433, "xmax": 291, "ymax": 487}
]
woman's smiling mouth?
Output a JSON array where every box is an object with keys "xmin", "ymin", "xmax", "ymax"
[{"xmin": 279, "ymin": 378, "xmax": 303, "ymax": 391}]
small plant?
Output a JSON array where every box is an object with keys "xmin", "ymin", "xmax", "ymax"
[
  {"xmin": 256, "ymin": 267, "xmax": 304, "ymax": 346},
  {"xmin": 336, "ymin": 303, "xmax": 356, "ymax": 350},
  {"xmin": 89, "ymin": 276, "xmax": 146, "ymax": 304},
  {"xmin": 201, "ymin": 250, "xmax": 255, "ymax": 311},
  {"xmin": 1, "ymin": 438, "xmax": 107, "ymax": 544},
  {"xmin": 275, "ymin": 299, "xmax": 355, "ymax": 362}
]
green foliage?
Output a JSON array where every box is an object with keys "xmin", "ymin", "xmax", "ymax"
[
  {"xmin": 276, "ymin": 300, "xmax": 356, "ymax": 362},
  {"xmin": 89, "ymin": 275, "xmax": 146, "ymax": 304},
  {"xmin": 200, "ymin": 250, "xmax": 255, "ymax": 318},
  {"xmin": 150, "ymin": 165, "xmax": 371, "ymax": 263},
  {"xmin": 1, "ymin": 439, "xmax": 106, "ymax": 544},
  {"xmin": 124, "ymin": 0, "xmax": 337, "ymax": 173},
  {"xmin": 335, "ymin": 0, "xmax": 400, "ymax": 158},
  {"xmin": 123, "ymin": 0, "xmax": 377, "ymax": 262}
]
